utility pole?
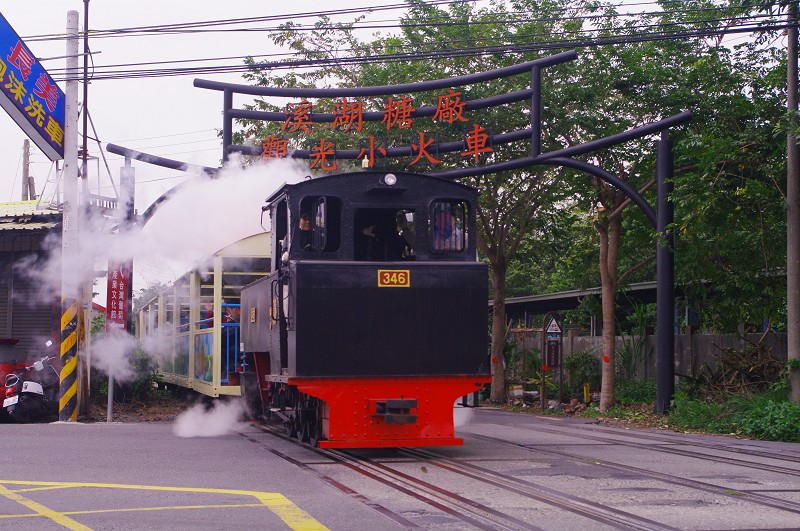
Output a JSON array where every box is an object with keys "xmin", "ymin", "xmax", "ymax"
[
  {"xmin": 81, "ymin": 0, "xmax": 90, "ymax": 193},
  {"xmin": 60, "ymin": 10, "xmax": 81, "ymax": 422},
  {"xmin": 788, "ymin": 1, "xmax": 800, "ymax": 403},
  {"xmin": 75, "ymin": 0, "xmax": 92, "ymax": 417},
  {"xmin": 21, "ymin": 140, "xmax": 30, "ymax": 201}
]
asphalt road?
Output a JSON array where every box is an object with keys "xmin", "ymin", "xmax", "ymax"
[{"xmin": 1, "ymin": 407, "xmax": 799, "ymax": 530}]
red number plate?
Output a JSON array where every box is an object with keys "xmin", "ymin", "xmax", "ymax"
[{"xmin": 377, "ymin": 270, "xmax": 410, "ymax": 288}]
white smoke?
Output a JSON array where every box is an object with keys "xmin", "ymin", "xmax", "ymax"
[
  {"xmin": 120, "ymin": 155, "xmax": 311, "ymax": 273},
  {"xmin": 91, "ymin": 330, "xmax": 138, "ymax": 381},
  {"xmin": 16, "ymin": 156, "xmax": 312, "ymax": 382},
  {"xmin": 453, "ymin": 406, "xmax": 475, "ymax": 427},
  {"xmin": 173, "ymin": 399, "xmax": 247, "ymax": 437}
]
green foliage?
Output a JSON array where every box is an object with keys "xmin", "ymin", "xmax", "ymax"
[
  {"xmin": 91, "ymin": 313, "xmax": 106, "ymax": 337},
  {"xmin": 133, "ymin": 281, "xmax": 172, "ymax": 314},
  {"xmin": 671, "ymin": 388, "xmax": 800, "ymax": 442},
  {"xmin": 658, "ymin": 330, "xmax": 798, "ymax": 441},
  {"xmin": 615, "ymin": 378, "xmax": 657, "ymax": 405},
  {"xmin": 91, "ymin": 347, "xmax": 164, "ymax": 404},
  {"xmin": 670, "ymin": 389, "xmax": 740, "ymax": 433},
  {"xmin": 615, "ymin": 302, "xmax": 655, "ymax": 379},
  {"xmin": 529, "ymin": 369, "xmax": 558, "ymax": 398},
  {"xmin": 562, "ymin": 351, "xmax": 600, "ymax": 397},
  {"xmin": 738, "ymin": 400, "xmax": 800, "ymax": 442},
  {"xmin": 503, "ymin": 329, "xmax": 542, "ymax": 384}
]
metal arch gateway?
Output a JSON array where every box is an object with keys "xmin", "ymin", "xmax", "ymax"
[{"xmin": 108, "ymin": 50, "xmax": 690, "ymax": 413}]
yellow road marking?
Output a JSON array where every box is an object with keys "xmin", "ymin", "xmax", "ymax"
[
  {"xmin": 11, "ymin": 485, "xmax": 75, "ymax": 494},
  {"xmin": 0, "ymin": 481, "xmax": 329, "ymax": 530},
  {"xmin": 0, "ymin": 503, "xmax": 264, "ymax": 519},
  {"xmin": 0, "ymin": 483, "xmax": 91, "ymax": 530}
]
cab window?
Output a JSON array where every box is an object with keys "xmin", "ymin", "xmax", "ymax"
[
  {"xmin": 354, "ymin": 208, "xmax": 416, "ymax": 261},
  {"xmin": 298, "ymin": 196, "xmax": 341, "ymax": 253},
  {"xmin": 430, "ymin": 200, "xmax": 467, "ymax": 253}
]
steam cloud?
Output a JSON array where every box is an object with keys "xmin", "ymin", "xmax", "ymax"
[
  {"xmin": 453, "ymin": 406, "xmax": 475, "ymax": 427},
  {"xmin": 91, "ymin": 330, "xmax": 138, "ymax": 381},
  {"xmin": 21, "ymin": 156, "xmax": 311, "ymax": 382},
  {"xmin": 173, "ymin": 399, "xmax": 247, "ymax": 437}
]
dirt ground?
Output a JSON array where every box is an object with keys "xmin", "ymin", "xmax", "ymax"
[{"xmin": 85, "ymin": 394, "xmax": 195, "ymax": 423}]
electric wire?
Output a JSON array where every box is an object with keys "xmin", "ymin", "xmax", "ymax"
[
  {"xmin": 43, "ymin": 10, "xmax": 780, "ymax": 77},
  {"xmin": 53, "ymin": 19, "xmax": 790, "ymax": 83},
  {"xmin": 19, "ymin": 0, "xmax": 780, "ymax": 43},
  {"xmin": 34, "ymin": 5, "xmax": 786, "ymax": 82}
]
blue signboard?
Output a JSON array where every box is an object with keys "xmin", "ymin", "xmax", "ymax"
[{"xmin": 0, "ymin": 12, "xmax": 65, "ymax": 161}]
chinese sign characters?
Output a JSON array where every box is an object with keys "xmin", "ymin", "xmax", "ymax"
[
  {"xmin": 261, "ymin": 89, "xmax": 493, "ymax": 171},
  {"xmin": 0, "ymin": 13, "xmax": 65, "ymax": 161},
  {"xmin": 106, "ymin": 261, "xmax": 131, "ymax": 331}
]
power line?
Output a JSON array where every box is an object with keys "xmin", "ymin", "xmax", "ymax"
[
  {"xmin": 52, "ymin": 19, "xmax": 789, "ymax": 83},
  {"xmin": 107, "ymin": 129, "xmax": 218, "ymax": 143},
  {"xmin": 33, "ymin": 3, "xmax": 783, "ymax": 82}
]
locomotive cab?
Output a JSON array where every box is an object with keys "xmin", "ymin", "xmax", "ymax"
[{"xmin": 241, "ymin": 171, "xmax": 490, "ymax": 448}]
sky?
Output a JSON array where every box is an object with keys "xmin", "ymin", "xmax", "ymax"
[
  {"xmin": 0, "ymin": 1, "xmax": 407, "ymax": 209},
  {"xmin": 0, "ymin": 1, "xmax": 414, "ymax": 301}
]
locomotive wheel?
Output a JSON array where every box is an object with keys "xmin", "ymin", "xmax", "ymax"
[
  {"xmin": 299, "ymin": 397, "xmax": 322, "ymax": 446},
  {"xmin": 307, "ymin": 415, "xmax": 321, "ymax": 447},
  {"xmin": 285, "ymin": 413, "xmax": 297, "ymax": 438},
  {"xmin": 293, "ymin": 413, "xmax": 303, "ymax": 442}
]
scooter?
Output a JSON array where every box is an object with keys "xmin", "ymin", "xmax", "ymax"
[{"xmin": 2, "ymin": 341, "xmax": 59, "ymax": 423}]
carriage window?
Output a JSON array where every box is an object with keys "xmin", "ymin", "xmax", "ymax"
[
  {"xmin": 355, "ymin": 208, "xmax": 416, "ymax": 261},
  {"xmin": 430, "ymin": 200, "xmax": 467, "ymax": 253},
  {"xmin": 298, "ymin": 196, "xmax": 341, "ymax": 253}
]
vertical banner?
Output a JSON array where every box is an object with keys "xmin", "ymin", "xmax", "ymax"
[
  {"xmin": 0, "ymin": 12, "xmax": 66, "ymax": 161},
  {"xmin": 106, "ymin": 260, "xmax": 132, "ymax": 332}
]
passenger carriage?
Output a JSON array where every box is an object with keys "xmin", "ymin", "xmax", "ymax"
[{"xmin": 135, "ymin": 233, "xmax": 270, "ymax": 398}]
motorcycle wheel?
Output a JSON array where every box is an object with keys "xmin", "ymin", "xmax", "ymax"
[{"xmin": 7, "ymin": 395, "xmax": 29, "ymax": 423}]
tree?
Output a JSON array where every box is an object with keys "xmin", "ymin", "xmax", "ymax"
[
  {"xmin": 234, "ymin": 0, "xmax": 791, "ymax": 410},
  {"xmin": 238, "ymin": 0, "xmax": 601, "ymax": 402}
]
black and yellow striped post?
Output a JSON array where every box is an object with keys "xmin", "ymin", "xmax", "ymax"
[{"xmin": 59, "ymin": 299, "xmax": 79, "ymax": 421}]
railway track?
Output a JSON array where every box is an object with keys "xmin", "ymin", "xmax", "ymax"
[
  {"xmin": 472, "ymin": 411, "xmax": 800, "ymax": 480},
  {"xmin": 544, "ymin": 418, "xmax": 800, "ymax": 465},
  {"xmin": 467, "ymin": 431, "xmax": 800, "ymax": 516},
  {"xmin": 246, "ymin": 420, "xmax": 683, "ymax": 530}
]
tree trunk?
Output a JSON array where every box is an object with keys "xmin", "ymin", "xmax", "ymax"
[
  {"xmin": 599, "ymin": 274, "xmax": 617, "ymax": 411},
  {"xmin": 490, "ymin": 269, "xmax": 507, "ymax": 403},
  {"xmin": 597, "ymin": 214, "xmax": 621, "ymax": 412}
]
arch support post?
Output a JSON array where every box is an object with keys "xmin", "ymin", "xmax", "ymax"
[
  {"xmin": 656, "ymin": 131, "xmax": 675, "ymax": 414},
  {"xmin": 223, "ymin": 89, "xmax": 233, "ymax": 163}
]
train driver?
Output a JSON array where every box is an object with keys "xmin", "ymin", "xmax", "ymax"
[{"xmin": 297, "ymin": 212, "xmax": 313, "ymax": 251}]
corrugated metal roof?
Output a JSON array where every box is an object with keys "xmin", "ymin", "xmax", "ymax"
[{"xmin": 0, "ymin": 200, "xmax": 60, "ymax": 232}]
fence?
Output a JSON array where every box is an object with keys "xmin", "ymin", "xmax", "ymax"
[{"xmin": 508, "ymin": 329, "xmax": 788, "ymax": 379}]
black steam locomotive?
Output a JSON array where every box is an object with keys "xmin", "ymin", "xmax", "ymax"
[{"xmin": 240, "ymin": 170, "xmax": 489, "ymax": 448}]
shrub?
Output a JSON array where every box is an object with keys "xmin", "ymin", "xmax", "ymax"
[
  {"xmin": 562, "ymin": 351, "xmax": 600, "ymax": 398},
  {"xmin": 739, "ymin": 401, "xmax": 800, "ymax": 442},
  {"xmin": 616, "ymin": 378, "xmax": 657, "ymax": 405},
  {"xmin": 669, "ymin": 389, "xmax": 740, "ymax": 433},
  {"xmin": 91, "ymin": 347, "xmax": 164, "ymax": 404},
  {"xmin": 670, "ymin": 385, "xmax": 800, "ymax": 443}
]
